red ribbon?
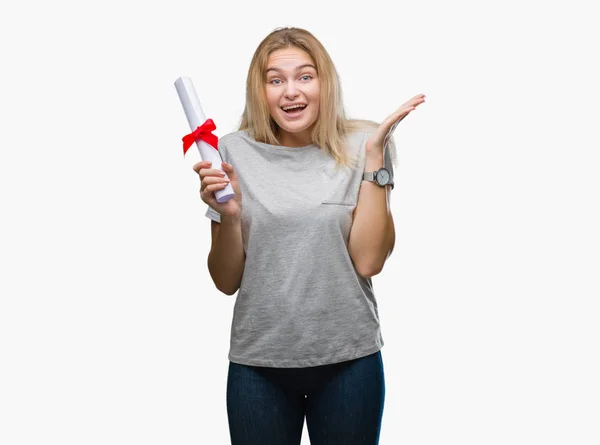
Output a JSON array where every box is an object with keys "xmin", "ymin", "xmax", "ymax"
[{"xmin": 182, "ymin": 118, "xmax": 218, "ymax": 155}]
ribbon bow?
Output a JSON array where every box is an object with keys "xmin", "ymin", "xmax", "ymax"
[{"xmin": 182, "ymin": 118, "xmax": 218, "ymax": 155}]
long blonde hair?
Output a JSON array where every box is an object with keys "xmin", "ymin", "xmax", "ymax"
[{"xmin": 238, "ymin": 27, "xmax": 397, "ymax": 170}]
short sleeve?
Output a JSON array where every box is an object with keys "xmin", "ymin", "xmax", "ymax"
[
  {"xmin": 384, "ymin": 146, "xmax": 394, "ymax": 176},
  {"xmin": 384, "ymin": 144, "xmax": 395, "ymax": 189}
]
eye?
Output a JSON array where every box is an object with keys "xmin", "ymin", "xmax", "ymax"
[
  {"xmin": 270, "ymin": 79, "xmax": 282, "ymax": 85},
  {"xmin": 301, "ymin": 75, "xmax": 312, "ymax": 81}
]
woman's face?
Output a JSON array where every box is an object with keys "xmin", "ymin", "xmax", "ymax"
[{"xmin": 265, "ymin": 47, "xmax": 320, "ymax": 147}]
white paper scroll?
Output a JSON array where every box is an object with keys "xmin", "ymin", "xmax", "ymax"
[{"xmin": 174, "ymin": 76, "xmax": 235, "ymax": 203}]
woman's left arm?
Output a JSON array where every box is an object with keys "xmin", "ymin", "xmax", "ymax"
[
  {"xmin": 348, "ymin": 152, "xmax": 395, "ymax": 278},
  {"xmin": 348, "ymin": 93, "xmax": 425, "ymax": 277}
]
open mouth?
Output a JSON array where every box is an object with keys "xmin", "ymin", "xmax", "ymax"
[{"xmin": 281, "ymin": 104, "xmax": 307, "ymax": 117}]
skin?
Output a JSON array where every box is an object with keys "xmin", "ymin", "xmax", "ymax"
[
  {"xmin": 194, "ymin": 160, "xmax": 241, "ymax": 218},
  {"xmin": 264, "ymin": 47, "xmax": 321, "ymax": 147}
]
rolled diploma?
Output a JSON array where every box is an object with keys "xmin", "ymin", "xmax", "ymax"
[{"xmin": 174, "ymin": 76, "xmax": 235, "ymax": 203}]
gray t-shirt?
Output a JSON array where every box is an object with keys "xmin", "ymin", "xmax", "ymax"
[{"xmin": 205, "ymin": 129, "xmax": 394, "ymax": 367}]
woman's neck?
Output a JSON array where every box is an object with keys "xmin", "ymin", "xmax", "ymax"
[{"xmin": 276, "ymin": 129, "xmax": 313, "ymax": 147}]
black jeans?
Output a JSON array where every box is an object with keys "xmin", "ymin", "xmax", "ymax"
[{"xmin": 226, "ymin": 350, "xmax": 385, "ymax": 445}]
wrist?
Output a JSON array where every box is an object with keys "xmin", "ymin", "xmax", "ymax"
[
  {"xmin": 363, "ymin": 152, "xmax": 394, "ymax": 189},
  {"xmin": 364, "ymin": 153, "xmax": 384, "ymax": 171},
  {"xmin": 221, "ymin": 214, "xmax": 242, "ymax": 225}
]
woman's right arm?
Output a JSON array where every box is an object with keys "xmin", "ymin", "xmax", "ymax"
[
  {"xmin": 207, "ymin": 217, "xmax": 246, "ymax": 295},
  {"xmin": 193, "ymin": 158, "xmax": 245, "ymax": 295}
]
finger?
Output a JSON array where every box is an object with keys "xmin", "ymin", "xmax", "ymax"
[
  {"xmin": 401, "ymin": 96, "xmax": 424, "ymax": 109},
  {"xmin": 199, "ymin": 167, "xmax": 227, "ymax": 178},
  {"xmin": 392, "ymin": 103, "xmax": 410, "ymax": 114},
  {"xmin": 221, "ymin": 162, "xmax": 237, "ymax": 179},
  {"xmin": 201, "ymin": 176, "xmax": 230, "ymax": 191},
  {"xmin": 202, "ymin": 176, "xmax": 230, "ymax": 186},
  {"xmin": 393, "ymin": 107, "xmax": 413, "ymax": 119},
  {"xmin": 384, "ymin": 110, "xmax": 408, "ymax": 127},
  {"xmin": 193, "ymin": 160, "xmax": 212, "ymax": 174},
  {"xmin": 193, "ymin": 160, "xmax": 212, "ymax": 171},
  {"xmin": 213, "ymin": 181, "xmax": 229, "ymax": 190},
  {"xmin": 202, "ymin": 181, "xmax": 230, "ymax": 194}
]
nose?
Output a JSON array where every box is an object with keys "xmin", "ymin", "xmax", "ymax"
[{"xmin": 284, "ymin": 81, "xmax": 299, "ymax": 99}]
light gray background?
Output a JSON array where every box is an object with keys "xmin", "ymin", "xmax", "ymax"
[{"xmin": 1, "ymin": 0, "xmax": 598, "ymax": 444}]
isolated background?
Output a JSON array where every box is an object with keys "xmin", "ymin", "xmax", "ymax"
[{"xmin": 1, "ymin": 0, "xmax": 598, "ymax": 444}]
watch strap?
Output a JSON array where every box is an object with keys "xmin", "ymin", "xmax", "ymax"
[{"xmin": 363, "ymin": 171, "xmax": 376, "ymax": 182}]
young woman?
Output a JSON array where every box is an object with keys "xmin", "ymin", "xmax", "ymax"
[{"xmin": 193, "ymin": 26, "xmax": 425, "ymax": 445}]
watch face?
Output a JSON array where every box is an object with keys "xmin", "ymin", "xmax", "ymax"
[{"xmin": 376, "ymin": 168, "xmax": 390, "ymax": 185}]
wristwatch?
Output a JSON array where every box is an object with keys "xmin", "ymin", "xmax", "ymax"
[{"xmin": 363, "ymin": 167, "xmax": 394, "ymax": 189}]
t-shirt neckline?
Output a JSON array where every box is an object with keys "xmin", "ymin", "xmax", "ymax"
[{"xmin": 241, "ymin": 130, "xmax": 318, "ymax": 151}]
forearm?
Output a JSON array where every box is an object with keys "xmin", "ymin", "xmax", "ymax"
[
  {"xmin": 208, "ymin": 215, "xmax": 246, "ymax": 295},
  {"xmin": 348, "ymin": 153, "xmax": 395, "ymax": 277}
]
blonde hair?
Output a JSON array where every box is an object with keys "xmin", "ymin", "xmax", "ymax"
[{"xmin": 238, "ymin": 27, "xmax": 397, "ymax": 170}]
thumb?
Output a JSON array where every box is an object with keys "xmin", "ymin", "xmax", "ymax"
[{"xmin": 222, "ymin": 162, "xmax": 236, "ymax": 177}]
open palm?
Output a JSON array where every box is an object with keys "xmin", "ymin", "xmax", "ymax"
[{"xmin": 366, "ymin": 94, "xmax": 426, "ymax": 152}]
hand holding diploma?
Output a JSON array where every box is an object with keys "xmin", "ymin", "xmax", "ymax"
[
  {"xmin": 174, "ymin": 76, "xmax": 235, "ymax": 203},
  {"xmin": 194, "ymin": 160, "xmax": 243, "ymax": 218}
]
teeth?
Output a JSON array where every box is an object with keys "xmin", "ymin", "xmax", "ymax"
[{"xmin": 282, "ymin": 104, "xmax": 306, "ymax": 111}]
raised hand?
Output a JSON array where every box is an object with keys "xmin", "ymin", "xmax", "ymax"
[{"xmin": 366, "ymin": 94, "xmax": 426, "ymax": 154}]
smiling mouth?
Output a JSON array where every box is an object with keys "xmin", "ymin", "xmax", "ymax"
[{"xmin": 281, "ymin": 104, "xmax": 308, "ymax": 115}]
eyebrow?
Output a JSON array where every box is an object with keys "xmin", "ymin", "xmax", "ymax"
[{"xmin": 266, "ymin": 64, "xmax": 317, "ymax": 74}]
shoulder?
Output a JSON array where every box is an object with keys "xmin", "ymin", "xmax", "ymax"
[
  {"xmin": 218, "ymin": 129, "xmax": 250, "ymax": 147},
  {"xmin": 346, "ymin": 127, "xmax": 397, "ymax": 170},
  {"xmin": 343, "ymin": 119, "xmax": 379, "ymax": 151},
  {"xmin": 216, "ymin": 130, "xmax": 253, "ymax": 156},
  {"xmin": 344, "ymin": 119, "xmax": 397, "ymax": 168},
  {"xmin": 344, "ymin": 129, "xmax": 374, "ymax": 156}
]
